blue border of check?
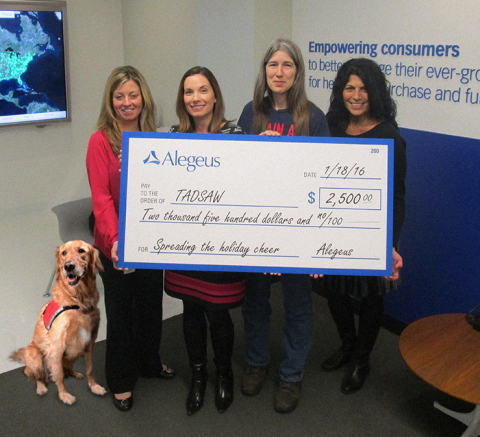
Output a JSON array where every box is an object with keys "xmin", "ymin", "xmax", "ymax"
[{"xmin": 118, "ymin": 132, "xmax": 394, "ymax": 276}]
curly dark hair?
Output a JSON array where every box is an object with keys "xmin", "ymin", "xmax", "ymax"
[{"xmin": 326, "ymin": 58, "xmax": 397, "ymax": 132}]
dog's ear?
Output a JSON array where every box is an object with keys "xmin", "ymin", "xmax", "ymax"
[
  {"xmin": 93, "ymin": 248, "xmax": 104, "ymax": 273},
  {"xmin": 55, "ymin": 245, "xmax": 64, "ymax": 280}
]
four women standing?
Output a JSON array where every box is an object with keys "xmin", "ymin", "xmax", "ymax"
[{"xmin": 86, "ymin": 42, "xmax": 405, "ymax": 415}]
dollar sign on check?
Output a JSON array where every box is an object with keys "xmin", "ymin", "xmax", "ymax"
[{"xmin": 308, "ymin": 191, "xmax": 315, "ymax": 204}]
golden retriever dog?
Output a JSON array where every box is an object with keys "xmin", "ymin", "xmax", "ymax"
[{"xmin": 11, "ymin": 240, "xmax": 107, "ymax": 405}]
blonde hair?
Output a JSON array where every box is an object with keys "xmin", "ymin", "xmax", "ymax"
[
  {"xmin": 96, "ymin": 66, "xmax": 156, "ymax": 154},
  {"xmin": 253, "ymin": 38, "xmax": 310, "ymax": 136}
]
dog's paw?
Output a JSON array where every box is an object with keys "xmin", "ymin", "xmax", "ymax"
[
  {"xmin": 36, "ymin": 385, "xmax": 48, "ymax": 396},
  {"xmin": 89, "ymin": 383, "xmax": 107, "ymax": 396},
  {"xmin": 59, "ymin": 393, "xmax": 76, "ymax": 405}
]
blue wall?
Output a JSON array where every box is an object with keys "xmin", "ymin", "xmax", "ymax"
[{"xmin": 384, "ymin": 128, "xmax": 480, "ymax": 323}]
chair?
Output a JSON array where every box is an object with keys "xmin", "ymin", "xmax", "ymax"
[{"xmin": 44, "ymin": 197, "xmax": 94, "ymax": 297}]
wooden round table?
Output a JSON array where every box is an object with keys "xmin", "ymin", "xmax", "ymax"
[{"xmin": 399, "ymin": 313, "xmax": 480, "ymax": 437}]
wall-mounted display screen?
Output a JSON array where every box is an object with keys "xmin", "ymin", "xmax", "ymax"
[{"xmin": 0, "ymin": 1, "xmax": 70, "ymax": 127}]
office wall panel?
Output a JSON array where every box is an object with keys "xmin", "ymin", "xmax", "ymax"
[{"xmin": 293, "ymin": 0, "xmax": 480, "ymax": 322}]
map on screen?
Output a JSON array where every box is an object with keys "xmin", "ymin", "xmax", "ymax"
[{"xmin": 0, "ymin": 9, "xmax": 68, "ymax": 125}]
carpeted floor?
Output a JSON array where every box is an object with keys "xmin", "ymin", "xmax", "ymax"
[{"xmin": 0, "ymin": 285, "xmax": 471, "ymax": 437}]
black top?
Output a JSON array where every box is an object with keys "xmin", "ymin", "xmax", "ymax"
[{"xmin": 329, "ymin": 121, "xmax": 407, "ymax": 249}]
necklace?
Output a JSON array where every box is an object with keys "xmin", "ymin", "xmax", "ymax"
[
  {"xmin": 348, "ymin": 119, "xmax": 378, "ymax": 133},
  {"xmin": 349, "ymin": 123, "xmax": 363, "ymax": 131}
]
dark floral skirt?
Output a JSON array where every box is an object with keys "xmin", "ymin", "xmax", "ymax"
[{"xmin": 313, "ymin": 275, "xmax": 394, "ymax": 300}]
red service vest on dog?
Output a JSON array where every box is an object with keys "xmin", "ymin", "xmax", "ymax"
[{"xmin": 43, "ymin": 300, "xmax": 79, "ymax": 330}]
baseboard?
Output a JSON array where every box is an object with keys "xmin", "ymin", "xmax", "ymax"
[{"xmin": 383, "ymin": 313, "xmax": 407, "ymax": 336}]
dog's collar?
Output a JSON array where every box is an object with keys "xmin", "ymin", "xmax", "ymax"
[{"xmin": 43, "ymin": 300, "xmax": 80, "ymax": 331}]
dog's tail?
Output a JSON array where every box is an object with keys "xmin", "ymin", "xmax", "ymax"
[
  {"xmin": 9, "ymin": 348, "xmax": 26, "ymax": 364},
  {"xmin": 10, "ymin": 345, "xmax": 47, "ymax": 381}
]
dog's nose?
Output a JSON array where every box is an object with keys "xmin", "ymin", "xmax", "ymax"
[{"xmin": 64, "ymin": 262, "xmax": 75, "ymax": 272}]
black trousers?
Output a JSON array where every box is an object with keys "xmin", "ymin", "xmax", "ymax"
[
  {"xmin": 327, "ymin": 292, "xmax": 384, "ymax": 364},
  {"xmin": 99, "ymin": 251, "xmax": 164, "ymax": 394},
  {"xmin": 182, "ymin": 300, "xmax": 234, "ymax": 371}
]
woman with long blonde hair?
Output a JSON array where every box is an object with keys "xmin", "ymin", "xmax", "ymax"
[{"xmin": 86, "ymin": 66, "xmax": 174, "ymax": 412}]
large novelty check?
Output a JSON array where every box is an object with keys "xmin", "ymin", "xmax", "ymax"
[{"xmin": 118, "ymin": 132, "xmax": 394, "ymax": 276}]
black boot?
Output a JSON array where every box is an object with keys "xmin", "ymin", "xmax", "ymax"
[
  {"xmin": 215, "ymin": 366, "xmax": 234, "ymax": 413},
  {"xmin": 323, "ymin": 294, "xmax": 357, "ymax": 371},
  {"xmin": 186, "ymin": 363, "xmax": 208, "ymax": 416},
  {"xmin": 208, "ymin": 309, "xmax": 235, "ymax": 413},
  {"xmin": 340, "ymin": 293, "xmax": 383, "ymax": 394},
  {"xmin": 183, "ymin": 302, "xmax": 208, "ymax": 415}
]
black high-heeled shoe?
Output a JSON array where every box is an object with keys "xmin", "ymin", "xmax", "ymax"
[
  {"xmin": 341, "ymin": 362, "xmax": 370, "ymax": 394},
  {"xmin": 113, "ymin": 395, "xmax": 133, "ymax": 412},
  {"xmin": 139, "ymin": 364, "xmax": 176, "ymax": 379},
  {"xmin": 159, "ymin": 365, "xmax": 176, "ymax": 379},
  {"xmin": 321, "ymin": 348, "xmax": 353, "ymax": 371}
]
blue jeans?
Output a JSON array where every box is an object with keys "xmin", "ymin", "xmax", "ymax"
[{"xmin": 242, "ymin": 273, "xmax": 313, "ymax": 382}]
